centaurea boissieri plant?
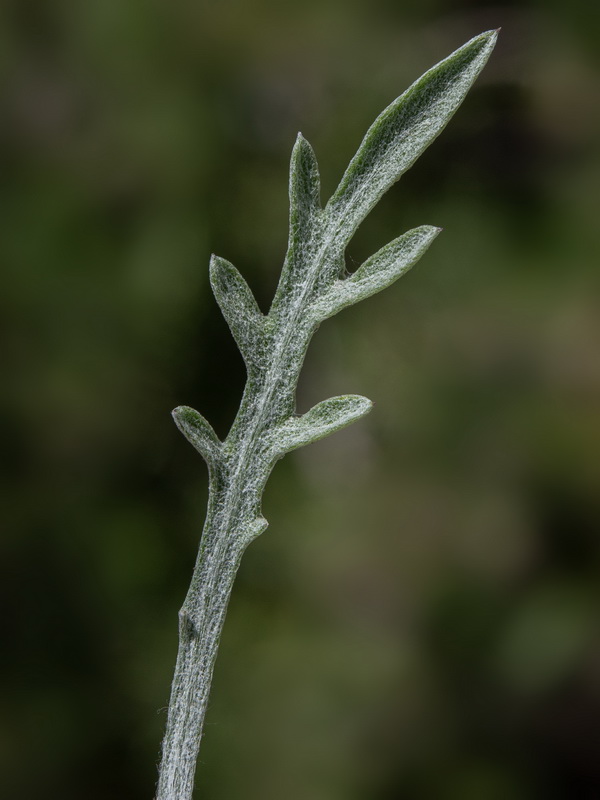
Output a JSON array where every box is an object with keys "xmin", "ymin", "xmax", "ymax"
[{"xmin": 155, "ymin": 30, "xmax": 498, "ymax": 800}]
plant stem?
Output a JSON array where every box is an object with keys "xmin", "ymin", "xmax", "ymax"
[
  {"xmin": 154, "ymin": 31, "xmax": 498, "ymax": 798},
  {"xmin": 156, "ymin": 378, "xmax": 274, "ymax": 800},
  {"xmin": 155, "ymin": 486, "xmax": 249, "ymax": 800}
]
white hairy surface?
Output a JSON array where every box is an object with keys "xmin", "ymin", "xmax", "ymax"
[{"xmin": 156, "ymin": 30, "xmax": 497, "ymax": 800}]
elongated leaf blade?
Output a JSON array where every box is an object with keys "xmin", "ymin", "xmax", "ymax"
[
  {"xmin": 312, "ymin": 225, "xmax": 441, "ymax": 320},
  {"xmin": 270, "ymin": 394, "xmax": 372, "ymax": 456},
  {"xmin": 210, "ymin": 255, "xmax": 266, "ymax": 369},
  {"xmin": 290, "ymin": 132, "xmax": 321, "ymax": 226},
  {"xmin": 271, "ymin": 133, "xmax": 323, "ymax": 314},
  {"xmin": 327, "ymin": 30, "xmax": 497, "ymax": 243}
]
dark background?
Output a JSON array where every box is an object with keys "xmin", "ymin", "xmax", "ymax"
[{"xmin": 1, "ymin": 1, "xmax": 599, "ymax": 798}]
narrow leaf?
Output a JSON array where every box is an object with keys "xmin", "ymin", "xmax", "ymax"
[
  {"xmin": 210, "ymin": 255, "xmax": 266, "ymax": 369},
  {"xmin": 270, "ymin": 394, "xmax": 373, "ymax": 456},
  {"xmin": 172, "ymin": 405, "xmax": 221, "ymax": 468},
  {"xmin": 327, "ymin": 30, "xmax": 497, "ymax": 243},
  {"xmin": 271, "ymin": 133, "xmax": 322, "ymax": 312},
  {"xmin": 312, "ymin": 225, "xmax": 441, "ymax": 320},
  {"xmin": 290, "ymin": 132, "xmax": 321, "ymax": 226}
]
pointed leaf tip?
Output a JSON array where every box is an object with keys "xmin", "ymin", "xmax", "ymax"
[
  {"xmin": 271, "ymin": 130, "xmax": 322, "ymax": 313},
  {"xmin": 208, "ymin": 253, "xmax": 230, "ymax": 288},
  {"xmin": 311, "ymin": 225, "xmax": 440, "ymax": 321},
  {"xmin": 327, "ymin": 30, "xmax": 498, "ymax": 242},
  {"xmin": 289, "ymin": 133, "xmax": 320, "ymax": 207}
]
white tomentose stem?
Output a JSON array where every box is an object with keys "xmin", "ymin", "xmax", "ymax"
[
  {"xmin": 154, "ymin": 30, "xmax": 497, "ymax": 800},
  {"xmin": 155, "ymin": 507, "xmax": 246, "ymax": 800}
]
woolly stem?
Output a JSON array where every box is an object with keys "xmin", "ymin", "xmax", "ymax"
[{"xmin": 155, "ymin": 492, "xmax": 248, "ymax": 800}]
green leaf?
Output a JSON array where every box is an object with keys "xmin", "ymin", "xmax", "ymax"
[
  {"xmin": 290, "ymin": 132, "xmax": 321, "ymax": 226},
  {"xmin": 269, "ymin": 394, "xmax": 373, "ymax": 456},
  {"xmin": 312, "ymin": 225, "xmax": 441, "ymax": 320},
  {"xmin": 172, "ymin": 405, "xmax": 221, "ymax": 469},
  {"xmin": 272, "ymin": 133, "xmax": 323, "ymax": 313},
  {"xmin": 210, "ymin": 255, "xmax": 266, "ymax": 369},
  {"xmin": 327, "ymin": 30, "xmax": 498, "ymax": 244}
]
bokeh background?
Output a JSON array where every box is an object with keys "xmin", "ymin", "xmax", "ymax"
[{"xmin": 2, "ymin": 1, "xmax": 599, "ymax": 798}]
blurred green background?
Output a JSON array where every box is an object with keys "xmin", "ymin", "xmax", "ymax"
[{"xmin": 1, "ymin": 0, "xmax": 599, "ymax": 798}]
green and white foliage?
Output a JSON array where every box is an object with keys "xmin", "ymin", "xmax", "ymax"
[{"xmin": 156, "ymin": 30, "xmax": 497, "ymax": 800}]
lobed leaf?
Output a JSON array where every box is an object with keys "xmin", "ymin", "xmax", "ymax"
[
  {"xmin": 161, "ymin": 31, "xmax": 498, "ymax": 799},
  {"xmin": 210, "ymin": 255, "xmax": 266, "ymax": 369},
  {"xmin": 311, "ymin": 225, "xmax": 441, "ymax": 320},
  {"xmin": 269, "ymin": 394, "xmax": 373, "ymax": 456},
  {"xmin": 327, "ymin": 30, "xmax": 498, "ymax": 244}
]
